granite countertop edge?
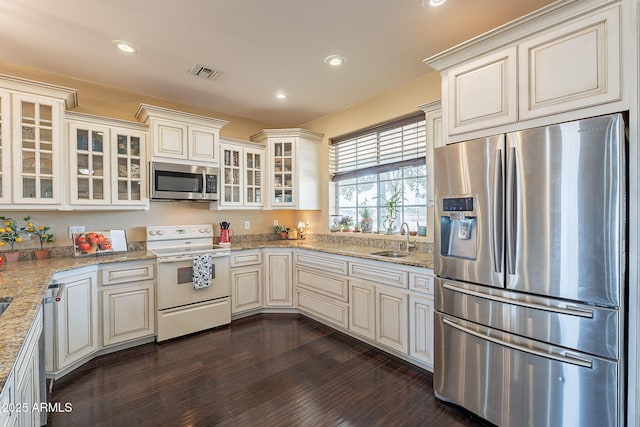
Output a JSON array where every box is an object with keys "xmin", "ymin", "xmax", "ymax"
[{"xmin": 0, "ymin": 250, "xmax": 155, "ymax": 392}]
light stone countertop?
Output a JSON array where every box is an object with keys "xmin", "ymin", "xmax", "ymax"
[
  {"xmin": 227, "ymin": 239, "xmax": 434, "ymax": 270},
  {"xmin": 0, "ymin": 240, "xmax": 433, "ymax": 395},
  {"xmin": 0, "ymin": 250, "xmax": 155, "ymax": 392}
]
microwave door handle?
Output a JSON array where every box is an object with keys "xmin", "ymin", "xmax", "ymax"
[{"xmin": 201, "ymin": 171, "xmax": 207, "ymax": 199}]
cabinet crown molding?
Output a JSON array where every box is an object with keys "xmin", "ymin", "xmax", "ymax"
[
  {"xmin": 423, "ymin": 0, "xmax": 618, "ymax": 72},
  {"xmin": 250, "ymin": 128, "xmax": 323, "ymax": 143},
  {"xmin": 135, "ymin": 103, "xmax": 229, "ymax": 129},
  {"xmin": 0, "ymin": 73, "xmax": 78, "ymax": 109},
  {"xmin": 66, "ymin": 111, "xmax": 148, "ymax": 131}
]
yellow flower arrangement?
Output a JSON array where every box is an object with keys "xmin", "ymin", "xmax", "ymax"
[
  {"xmin": 26, "ymin": 216, "xmax": 55, "ymax": 249},
  {"xmin": 0, "ymin": 216, "xmax": 27, "ymax": 252}
]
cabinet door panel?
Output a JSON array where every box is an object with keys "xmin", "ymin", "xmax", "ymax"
[
  {"xmin": 264, "ymin": 251, "xmax": 293, "ymax": 307},
  {"xmin": 102, "ymin": 282, "xmax": 155, "ymax": 346},
  {"xmin": 409, "ymin": 294, "xmax": 434, "ymax": 368},
  {"xmin": 154, "ymin": 120, "xmax": 187, "ymax": 159},
  {"xmin": 56, "ymin": 270, "xmax": 98, "ymax": 369},
  {"xmin": 376, "ymin": 287, "xmax": 408, "ymax": 354},
  {"xmin": 446, "ymin": 47, "xmax": 517, "ymax": 135},
  {"xmin": 231, "ymin": 266, "xmax": 262, "ymax": 313},
  {"xmin": 189, "ymin": 125, "xmax": 217, "ymax": 162},
  {"xmin": 349, "ymin": 281, "xmax": 376, "ymax": 340},
  {"xmin": 519, "ymin": 6, "xmax": 620, "ymax": 120}
]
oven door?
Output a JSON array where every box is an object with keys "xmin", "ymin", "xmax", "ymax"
[{"xmin": 156, "ymin": 253, "xmax": 230, "ymax": 310}]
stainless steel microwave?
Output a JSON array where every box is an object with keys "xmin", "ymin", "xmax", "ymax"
[{"xmin": 150, "ymin": 161, "xmax": 219, "ymax": 201}]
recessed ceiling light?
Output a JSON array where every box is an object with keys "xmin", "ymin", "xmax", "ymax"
[
  {"xmin": 275, "ymin": 92, "xmax": 287, "ymax": 100},
  {"xmin": 423, "ymin": 0, "xmax": 446, "ymax": 6},
  {"xmin": 324, "ymin": 55, "xmax": 346, "ymax": 67},
  {"xmin": 112, "ymin": 40, "xmax": 137, "ymax": 55}
]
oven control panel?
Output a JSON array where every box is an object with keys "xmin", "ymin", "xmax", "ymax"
[{"xmin": 146, "ymin": 224, "xmax": 213, "ymax": 241}]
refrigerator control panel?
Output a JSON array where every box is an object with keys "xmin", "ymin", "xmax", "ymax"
[{"xmin": 443, "ymin": 197, "xmax": 474, "ymax": 212}]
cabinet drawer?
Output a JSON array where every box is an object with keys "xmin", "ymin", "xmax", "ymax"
[
  {"xmin": 296, "ymin": 288, "xmax": 349, "ymax": 329},
  {"xmin": 295, "ymin": 268, "xmax": 348, "ymax": 302},
  {"xmin": 349, "ymin": 261, "xmax": 408, "ymax": 289},
  {"xmin": 230, "ymin": 250, "xmax": 262, "ymax": 268},
  {"xmin": 100, "ymin": 260, "xmax": 155, "ymax": 286},
  {"xmin": 409, "ymin": 271, "xmax": 434, "ymax": 295},
  {"xmin": 295, "ymin": 251, "xmax": 349, "ymax": 275}
]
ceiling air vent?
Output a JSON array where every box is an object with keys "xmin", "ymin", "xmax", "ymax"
[{"xmin": 188, "ymin": 63, "xmax": 221, "ymax": 80}]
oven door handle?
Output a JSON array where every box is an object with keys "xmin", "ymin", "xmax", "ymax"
[{"xmin": 157, "ymin": 253, "xmax": 228, "ymax": 263}]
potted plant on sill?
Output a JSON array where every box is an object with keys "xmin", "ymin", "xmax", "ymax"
[
  {"xmin": 338, "ymin": 215, "xmax": 353, "ymax": 232},
  {"xmin": 381, "ymin": 186, "xmax": 404, "ymax": 234},
  {"xmin": 0, "ymin": 216, "xmax": 26, "ymax": 262},
  {"xmin": 26, "ymin": 217, "xmax": 54, "ymax": 260},
  {"xmin": 274, "ymin": 225, "xmax": 289, "ymax": 240},
  {"xmin": 360, "ymin": 207, "xmax": 373, "ymax": 233}
]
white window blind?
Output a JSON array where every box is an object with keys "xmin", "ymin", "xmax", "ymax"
[{"xmin": 330, "ymin": 113, "xmax": 426, "ymax": 181}]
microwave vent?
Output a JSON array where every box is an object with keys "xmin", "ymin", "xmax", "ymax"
[{"xmin": 188, "ymin": 63, "xmax": 221, "ymax": 80}]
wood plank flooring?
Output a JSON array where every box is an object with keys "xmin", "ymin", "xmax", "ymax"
[{"xmin": 46, "ymin": 314, "xmax": 491, "ymax": 427}]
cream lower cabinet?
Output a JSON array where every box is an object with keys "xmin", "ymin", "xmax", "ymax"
[
  {"xmin": 349, "ymin": 279, "xmax": 375, "ymax": 340},
  {"xmin": 0, "ymin": 306, "xmax": 43, "ymax": 427},
  {"xmin": 375, "ymin": 286, "xmax": 409, "ymax": 354},
  {"xmin": 294, "ymin": 251, "xmax": 349, "ymax": 329},
  {"xmin": 230, "ymin": 250, "xmax": 263, "ymax": 314},
  {"xmin": 45, "ymin": 266, "xmax": 99, "ymax": 378},
  {"xmin": 263, "ymin": 250, "xmax": 293, "ymax": 307},
  {"xmin": 99, "ymin": 260, "xmax": 155, "ymax": 347}
]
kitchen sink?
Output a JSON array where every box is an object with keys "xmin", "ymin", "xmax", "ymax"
[
  {"xmin": 0, "ymin": 298, "xmax": 11, "ymax": 317},
  {"xmin": 370, "ymin": 251, "xmax": 409, "ymax": 258}
]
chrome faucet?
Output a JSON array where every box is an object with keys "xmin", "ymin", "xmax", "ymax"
[{"xmin": 400, "ymin": 222, "xmax": 415, "ymax": 252}]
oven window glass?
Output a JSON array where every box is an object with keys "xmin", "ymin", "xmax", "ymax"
[
  {"xmin": 156, "ymin": 171, "xmax": 203, "ymax": 193},
  {"xmin": 177, "ymin": 266, "xmax": 193, "ymax": 284}
]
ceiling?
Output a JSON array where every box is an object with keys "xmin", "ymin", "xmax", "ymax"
[{"xmin": 0, "ymin": 0, "xmax": 557, "ymax": 127}]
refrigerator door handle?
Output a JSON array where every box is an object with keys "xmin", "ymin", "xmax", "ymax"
[
  {"xmin": 492, "ymin": 148, "xmax": 504, "ymax": 274},
  {"xmin": 506, "ymin": 145, "xmax": 517, "ymax": 275},
  {"xmin": 442, "ymin": 282, "xmax": 594, "ymax": 318},
  {"xmin": 442, "ymin": 317, "xmax": 594, "ymax": 368}
]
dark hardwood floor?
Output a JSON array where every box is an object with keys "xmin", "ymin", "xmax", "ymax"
[{"xmin": 46, "ymin": 314, "xmax": 490, "ymax": 427}]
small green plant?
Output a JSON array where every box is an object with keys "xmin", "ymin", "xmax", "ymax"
[
  {"xmin": 274, "ymin": 225, "xmax": 289, "ymax": 233},
  {"xmin": 381, "ymin": 186, "xmax": 405, "ymax": 234},
  {"xmin": 338, "ymin": 215, "xmax": 353, "ymax": 231}
]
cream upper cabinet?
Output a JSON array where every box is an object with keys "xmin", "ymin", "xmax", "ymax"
[
  {"xmin": 0, "ymin": 91, "xmax": 11, "ymax": 205},
  {"xmin": 0, "ymin": 75, "xmax": 77, "ymax": 210},
  {"xmin": 518, "ymin": 5, "xmax": 621, "ymax": 120},
  {"xmin": 217, "ymin": 138, "xmax": 265, "ymax": 209},
  {"xmin": 445, "ymin": 47, "xmax": 518, "ymax": 136},
  {"xmin": 425, "ymin": 1, "xmax": 626, "ymax": 142},
  {"xmin": 12, "ymin": 93, "xmax": 65, "ymax": 207},
  {"xmin": 135, "ymin": 104, "xmax": 228, "ymax": 166},
  {"xmin": 67, "ymin": 113, "xmax": 148, "ymax": 209},
  {"xmin": 250, "ymin": 128, "xmax": 323, "ymax": 210}
]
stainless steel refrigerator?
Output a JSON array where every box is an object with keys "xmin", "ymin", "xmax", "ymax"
[{"xmin": 433, "ymin": 113, "xmax": 626, "ymax": 427}]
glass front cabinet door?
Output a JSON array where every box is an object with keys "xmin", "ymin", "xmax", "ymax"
[
  {"xmin": 112, "ymin": 128, "xmax": 146, "ymax": 205},
  {"xmin": 67, "ymin": 113, "xmax": 148, "ymax": 209},
  {"xmin": 69, "ymin": 122, "xmax": 109, "ymax": 205},
  {"xmin": 0, "ymin": 91, "xmax": 10, "ymax": 204},
  {"xmin": 12, "ymin": 94, "xmax": 64, "ymax": 205},
  {"xmin": 219, "ymin": 141, "xmax": 264, "ymax": 209},
  {"xmin": 271, "ymin": 140, "xmax": 294, "ymax": 207}
]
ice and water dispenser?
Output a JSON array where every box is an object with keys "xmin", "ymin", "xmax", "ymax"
[{"xmin": 440, "ymin": 196, "xmax": 478, "ymax": 260}]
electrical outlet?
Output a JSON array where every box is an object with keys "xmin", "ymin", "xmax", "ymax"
[
  {"xmin": 244, "ymin": 221, "xmax": 250, "ymax": 230},
  {"xmin": 273, "ymin": 219, "xmax": 278, "ymax": 226},
  {"xmin": 69, "ymin": 226, "xmax": 85, "ymax": 238}
]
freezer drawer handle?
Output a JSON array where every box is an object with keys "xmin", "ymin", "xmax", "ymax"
[
  {"xmin": 442, "ymin": 283, "xmax": 594, "ymax": 318},
  {"xmin": 442, "ymin": 317, "xmax": 593, "ymax": 369}
]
